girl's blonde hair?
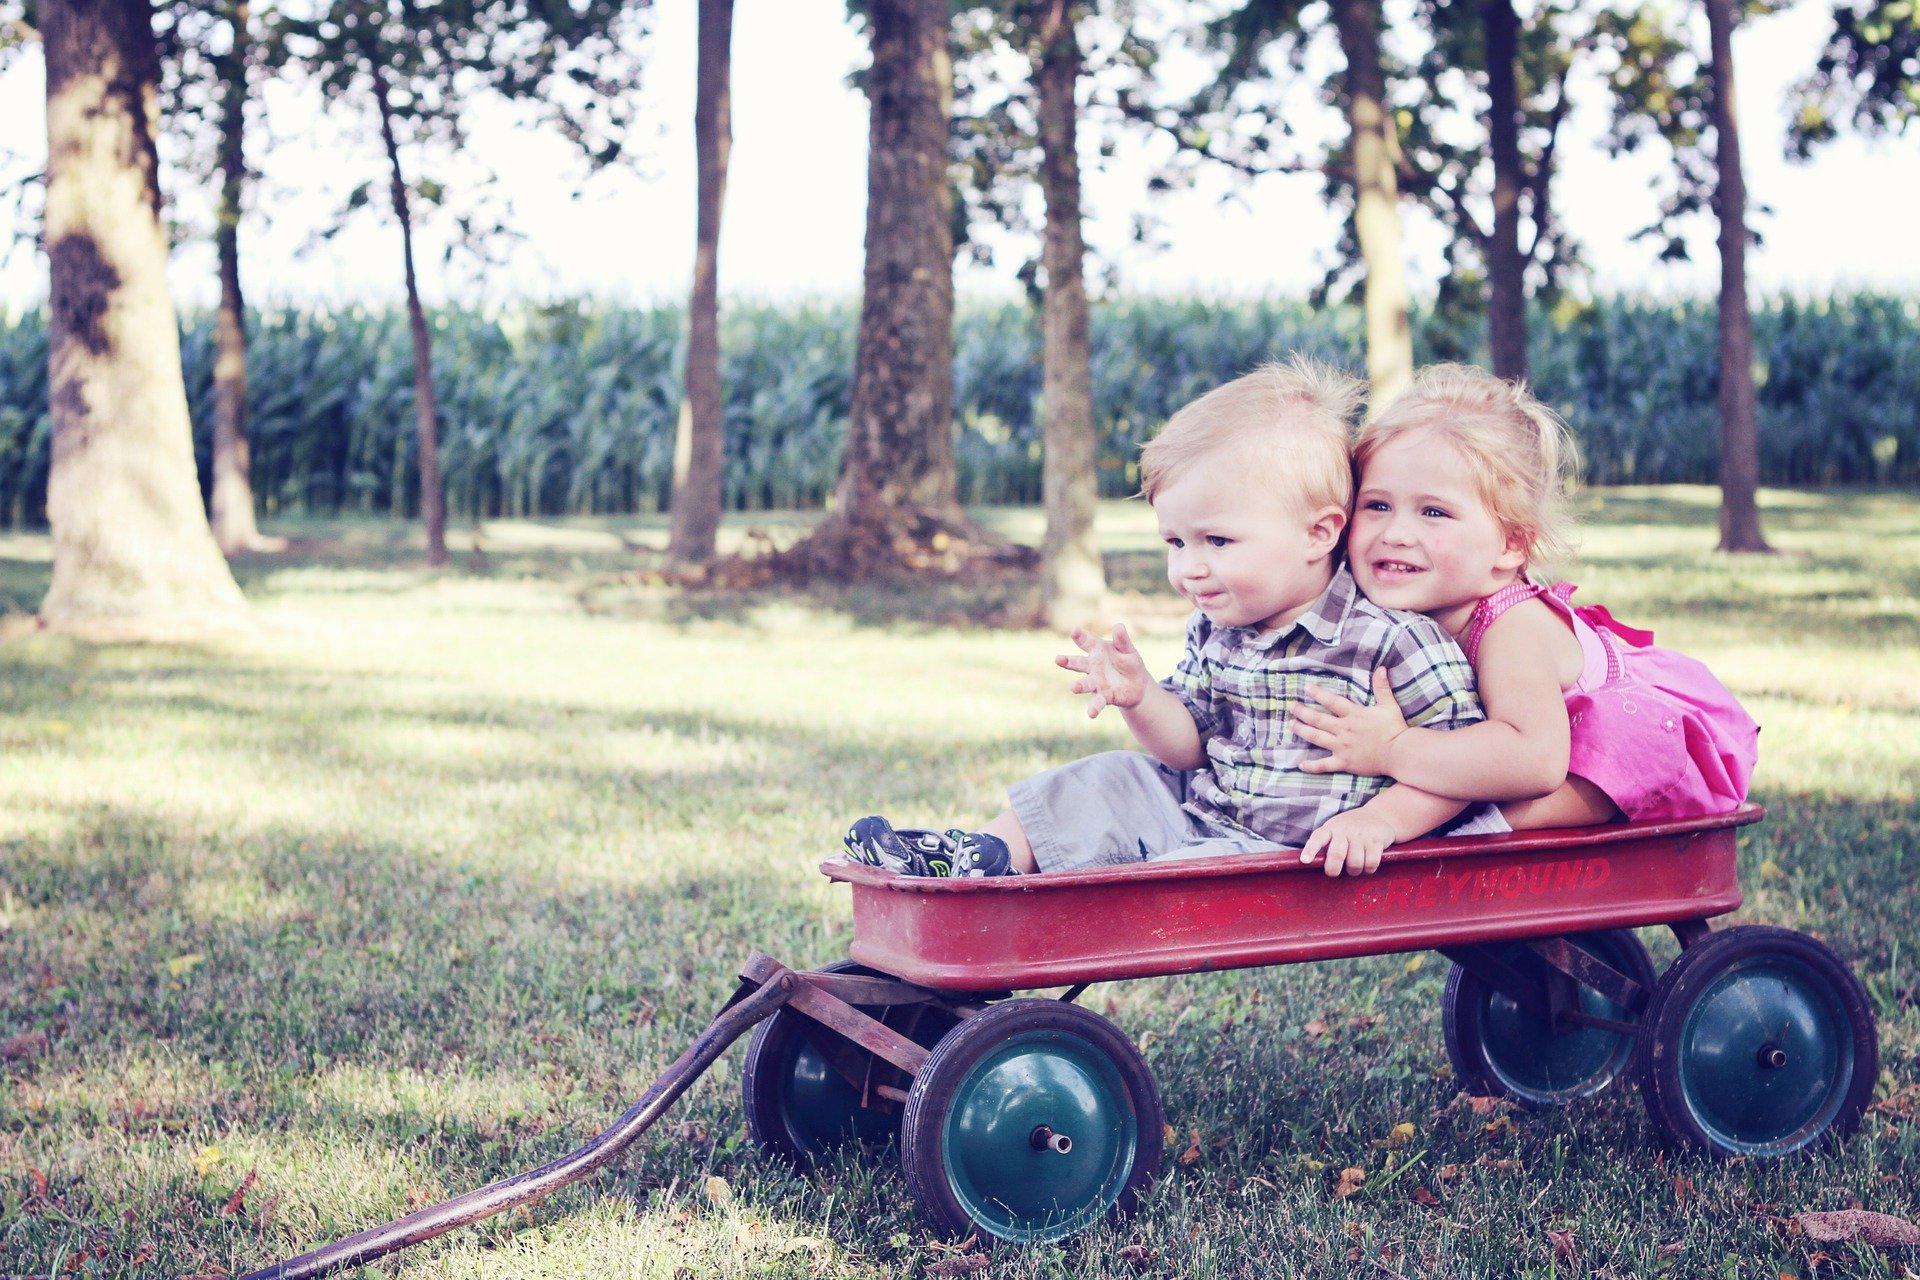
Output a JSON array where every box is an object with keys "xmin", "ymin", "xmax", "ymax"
[
  {"xmin": 1357, "ymin": 363, "xmax": 1580, "ymax": 571},
  {"xmin": 1140, "ymin": 356, "xmax": 1363, "ymax": 518}
]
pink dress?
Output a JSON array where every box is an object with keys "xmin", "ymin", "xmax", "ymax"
[{"xmin": 1463, "ymin": 581, "xmax": 1759, "ymax": 820}]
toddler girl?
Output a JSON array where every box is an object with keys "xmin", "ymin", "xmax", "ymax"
[{"xmin": 1294, "ymin": 363, "xmax": 1758, "ymax": 832}]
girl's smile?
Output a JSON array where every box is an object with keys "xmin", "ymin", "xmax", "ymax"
[{"xmin": 1349, "ymin": 430, "xmax": 1527, "ymax": 636}]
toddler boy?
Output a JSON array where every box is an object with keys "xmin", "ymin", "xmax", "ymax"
[{"xmin": 846, "ymin": 357, "xmax": 1502, "ymax": 879}]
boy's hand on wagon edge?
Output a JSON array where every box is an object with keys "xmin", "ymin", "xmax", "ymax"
[
  {"xmin": 1295, "ymin": 667, "xmax": 1409, "ymax": 776},
  {"xmin": 1057, "ymin": 623, "xmax": 1152, "ymax": 718}
]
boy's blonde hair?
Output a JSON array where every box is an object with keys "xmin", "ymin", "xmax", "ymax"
[
  {"xmin": 1357, "ymin": 363, "xmax": 1579, "ymax": 570},
  {"xmin": 1140, "ymin": 356, "xmax": 1363, "ymax": 518}
]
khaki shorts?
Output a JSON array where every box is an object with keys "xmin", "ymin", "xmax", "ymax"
[{"xmin": 1008, "ymin": 751, "xmax": 1281, "ymax": 874}]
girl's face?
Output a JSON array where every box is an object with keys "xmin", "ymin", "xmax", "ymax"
[{"xmin": 1349, "ymin": 429, "xmax": 1527, "ymax": 638}]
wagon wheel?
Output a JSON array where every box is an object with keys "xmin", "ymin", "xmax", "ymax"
[
  {"xmin": 741, "ymin": 960, "xmax": 956, "ymax": 1170},
  {"xmin": 1443, "ymin": 929, "xmax": 1656, "ymax": 1109},
  {"xmin": 900, "ymin": 999, "xmax": 1164, "ymax": 1245},
  {"xmin": 1635, "ymin": 925, "xmax": 1878, "ymax": 1159}
]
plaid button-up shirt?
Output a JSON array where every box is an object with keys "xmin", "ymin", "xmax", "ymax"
[{"xmin": 1162, "ymin": 563, "xmax": 1493, "ymax": 847}]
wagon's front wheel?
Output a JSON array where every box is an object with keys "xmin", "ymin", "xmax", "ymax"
[
  {"xmin": 900, "ymin": 999, "xmax": 1164, "ymax": 1244},
  {"xmin": 1443, "ymin": 929, "xmax": 1656, "ymax": 1109},
  {"xmin": 1636, "ymin": 925, "xmax": 1877, "ymax": 1158},
  {"xmin": 742, "ymin": 961, "xmax": 954, "ymax": 1170}
]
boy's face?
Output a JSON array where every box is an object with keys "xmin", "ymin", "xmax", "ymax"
[{"xmin": 1153, "ymin": 446, "xmax": 1344, "ymax": 633}]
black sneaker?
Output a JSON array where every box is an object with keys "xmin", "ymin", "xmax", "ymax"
[
  {"xmin": 945, "ymin": 829, "xmax": 1014, "ymax": 878},
  {"xmin": 844, "ymin": 816, "xmax": 943, "ymax": 877}
]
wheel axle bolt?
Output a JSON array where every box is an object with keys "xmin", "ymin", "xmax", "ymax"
[
  {"xmin": 1757, "ymin": 1043, "xmax": 1788, "ymax": 1070},
  {"xmin": 1030, "ymin": 1125, "xmax": 1072, "ymax": 1154}
]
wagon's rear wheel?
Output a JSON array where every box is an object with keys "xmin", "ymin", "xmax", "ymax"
[
  {"xmin": 1443, "ymin": 929, "xmax": 1656, "ymax": 1109},
  {"xmin": 741, "ymin": 961, "xmax": 955, "ymax": 1170},
  {"xmin": 900, "ymin": 999, "xmax": 1164, "ymax": 1245},
  {"xmin": 1636, "ymin": 925, "xmax": 1877, "ymax": 1159}
]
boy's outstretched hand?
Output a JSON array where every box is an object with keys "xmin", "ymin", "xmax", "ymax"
[
  {"xmin": 1057, "ymin": 623, "xmax": 1150, "ymax": 718},
  {"xmin": 1300, "ymin": 807, "xmax": 1395, "ymax": 877},
  {"xmin": 1295, "ymin": 667, "xmax": 1409, "ymax": 776}
]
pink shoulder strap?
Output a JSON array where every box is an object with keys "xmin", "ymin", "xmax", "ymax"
[{"xmin": 1461, "ymin": 580, "xmax": 1549, "ymax": 665}]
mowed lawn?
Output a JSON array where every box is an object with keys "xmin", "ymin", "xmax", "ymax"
[{"xmin": 1, "ymin": 487, "xmax": 1916, "ymax": 1279}]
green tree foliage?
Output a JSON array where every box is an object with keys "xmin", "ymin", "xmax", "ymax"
[{"xmin": 1788, "ymin": 0, "xmax": 1919, "ymax": 154}]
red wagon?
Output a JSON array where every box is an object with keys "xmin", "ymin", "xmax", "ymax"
[{"xmin": 245, "ymin": 802, "xmax": 1878, "ymax": 1279}]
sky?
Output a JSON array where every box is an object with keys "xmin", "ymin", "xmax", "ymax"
[{"xmin": 2, "ymin": 0, "xmax": 1917, "ymax": 313}]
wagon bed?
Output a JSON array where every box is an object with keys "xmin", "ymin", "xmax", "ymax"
[{"xmin": 824, "ymin": 802, "xmax": 1765, "ymax": 991}]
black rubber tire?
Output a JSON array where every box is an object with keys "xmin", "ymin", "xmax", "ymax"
[
  {"xmin": 741, "ymin": 960, "xmax": 955, "ymax": 1171},
  {"xmin": 1635, "ymin": 925, "xmax": 1878, "ymax": 1159},
  {"xmin": 1443, "ymin": 929, "xmax": 1657, "ymax": 1110},
  {"xmin": 900, "ymin": 998, "xmax": 1164, "ymax": 1246}
]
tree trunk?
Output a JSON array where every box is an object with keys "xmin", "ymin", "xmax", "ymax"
[
  {"xmin": 209, "ymin": 0, "xmax": 264, "ymax": 554},
  {"xmin": 668, "ymin": 0, "xmax": 734, "ymax": 567},
  {"xmin": 1705, "ymin": 0, "xmax": 1770, "ymax": 553},
  {"xmin": 38, "ymin": 0, "xmax": 248, "ymax": 636},
  {"xmin": 1482, "ymin": 0, "xmax": 1528, "ymax": 382},
  {"xmin": 373, "ymin": 62, "xmax": 447, "ymax": 567},
  {"xmin": 1035, "ymin": 0, "xmax": 1105, "ymax": 627},
  {"xmin": 780, "ymin": 0, "xmax": 1024, "ymax": 580},
  {"xmin": 1332, "ymin": 0, "xmax": 1413, "ymax": 409}
]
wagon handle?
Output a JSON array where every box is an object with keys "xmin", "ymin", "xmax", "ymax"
[{"xmin": 239, "ymin": 960, "xmax": 800, "ymax": 1280}]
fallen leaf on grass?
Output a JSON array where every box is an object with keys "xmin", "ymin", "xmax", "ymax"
[
  {"xmin": 925, "ymin": 1255, "xmax": 989, "ymax": 1276},
  {"xmin": 1410, "ymin": 1187, "xmax": 1441, "ymax": 1207},
  {"xmin": 703, "ymin": 1175, "xmax": 732, "ymax": 1205},
  {"xmin": 1794, "ymin": 1210, "xmax": 1920, "ymax": 1247},
  {"xmin": 220, "ymin": 1168, "xmax": 257, "ymax": 1216},
  {"xmin": 1303, "ymin": 1018, "xmax": 1330, "ymax": 1039},
  {"xmin": 1117, "ymin": 1242, "xmax": 1158, "ymax": 1270},
  {"xmin": 192, "ymin": 1146, "xmax": 223, "ymax": 1178},
  {"xmin": 165, "ymin": 953, "xmax": 206, "ymax": 978},
  {"xmin": 1465, "ymin": 1095, "xmax": 1503, "ymax": 1116},
  {"xmin": 1178, "ymin": 1127, "xmax": 1203, "ymax": 1165},
  {"xmin": 1673, "ymin": 1173, "xmax": 1695, "ymax": 1203},
  {"xmin": 775, "ymin": 1236, "xmax": 830, "ymax": 1258},
  {"xmin": 1546, "ymin": 1228, "xmax": 1576, "ymax": 1267},
  {"xmin": 1388, "ymin": 1122, "xmax": 1415, "ymax": 1148},
  {"xmin": 1333, "ymin": 1166, "xmax": 1367, "ymax": 1199}
]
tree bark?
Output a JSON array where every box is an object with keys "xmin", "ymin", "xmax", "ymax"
[
  {"xmin": 1705, "ymin": 0, "xmax": 1768, "ymax": 553},
  {"xmin": 209, "ymin": 0, "xmax": 264, "ymax": 553},
  {"xmin": 668, "ymin": 0, "xmax": 734, "ymax": 567},
  {"xmin": 38, "ymin": 0, "xmax": 248, "ymax": 635},
  {"xmin": 1035, "ymin": 0, "xmax": 1105, "ymax": 627},
  {"xmin": 779, "ymin": 0, "xmax": 1022, "ymax": 580},
  {"xmin": 1483, "ymin": 0, "xmax": 1528, "ymax": 382},
  {"xmin": 372, "ymin": 60, "xmax": 448, "ymax": 567},
  {"xmin": 1332, "ymin": 0, "xmax": 1413, "ymax": 409}
]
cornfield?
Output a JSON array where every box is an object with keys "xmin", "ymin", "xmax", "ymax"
[{"xmin": 2, "ymin": 294, "xmax": 1915, "ymax": 528}]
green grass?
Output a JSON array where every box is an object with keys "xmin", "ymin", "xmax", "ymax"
[{"xmin": 2, "ymin": 488, "xmax": 1917, "ymax": 1279}]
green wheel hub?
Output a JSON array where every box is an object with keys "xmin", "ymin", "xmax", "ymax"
[
  {"xmin": 901, "ymin": 999, "xmax": 1164, "ymax": 1245},
  {"xmin": 1637, "ymin": 925, "xmax": 1878, "ymax": 1161},
  {"xmin": 778, "ymin": 1037, "xmax": 897, "ymax": 1159},
  {"xmin": 939, "ymin": 1030, "xmax": 1136, "ymax": 1241},
  {"xmin": 1480, "ymin": 937, "xmax": 1638, "ymax": 1097},
  {"xmin": 1674, "ymin": 957, "xmax": 1853, "ymax": 1155},
  {"xmin": 1444, "ymin": 930, "xmax": 1654, "ymax": 1108}
]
